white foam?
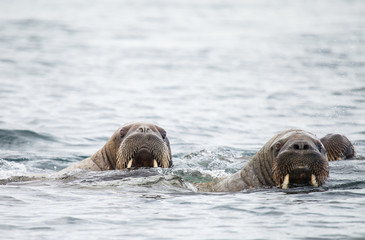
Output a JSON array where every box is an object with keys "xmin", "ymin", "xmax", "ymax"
[{"xmin": 0, "ymin": 159, "xmax": 27, "ymax": 179}]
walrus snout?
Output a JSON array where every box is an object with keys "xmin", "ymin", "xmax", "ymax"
[
  {"xmin": 280, "ymin": 166, "xmax": 318, "ymax": 189},
  {"xmin": 116, "ymin": 124, "xmax": 172, "ymax": 169},
  {"xmin": 288, "ymin": 166, "xmax": 312, "ymax": 184},
  {"xmin": 128, "ymin": 148, "xmax": 157, "ymax": 168},
  {"xmin": 272, "ymin": 134, "xmax": 329, "ymax": 189}
]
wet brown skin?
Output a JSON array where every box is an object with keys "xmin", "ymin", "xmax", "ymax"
[
  {"xmin": 198, "ymin": 129, "xmax": 329, "ymax": 192},
  {"xmin": 60, "ymin": 123, "xmax": 172, "ymax": 173},
  {"xmin": 320, "ymin": 134, "xmax": 356, "ymax": 161}
]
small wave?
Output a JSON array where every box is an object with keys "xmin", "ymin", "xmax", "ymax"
[
  {"xmin": 173, "ymin": 169, "xmax": 220, "ymax": 184},
  {"xmin": 353, "ymin": 155, "xmax": 365, "ymax": 160},
  {"xmin": 351, "ymin": 87, "xmax": 365, "ymax": 93},
  {"xmin": 178, "ymin": 148, "xmax": 248, "ymax": 172},
  {"xmin": 8, "ymin": 18, "xmax": 75, "ymax": 34},
  {"xmin": 0, "ymin": 129, "xmax": 56, "ymax": 148},
  {"xmin": 0, "ymin": 159, "xmax": 27, "ymax": 179},
  {"xmin": 53, "ymin": 168, "xmax": 187, "ymax": 189},
  {"xmin": 337, "ymin": 181, "xmax": 365, "ymax": 190}
]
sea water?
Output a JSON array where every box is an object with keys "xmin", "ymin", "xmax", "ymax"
[{"xmin": 1, "ymin": 0, "xmax": 365, "ymax": 239}]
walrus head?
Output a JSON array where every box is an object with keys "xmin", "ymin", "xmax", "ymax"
[
  {"xmin": 320, "ymin": 134, "xmax": 356, "ymax": 161},
  {"xmin": 115, "ymin": 123, "xmax": 172, "ymax": 169},
  {"xmin": 272, "ymin": 130, "xmax": 329, "ymax": 189}
]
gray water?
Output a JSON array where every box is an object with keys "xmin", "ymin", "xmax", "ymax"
[{"xmin": 1, "ymin": 0, "xmax": 365, "ymax": 239}]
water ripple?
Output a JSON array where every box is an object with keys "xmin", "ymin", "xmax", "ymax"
[{"xmin": 0, "ymin": 0, "xmax": 365, "ymax": 239}]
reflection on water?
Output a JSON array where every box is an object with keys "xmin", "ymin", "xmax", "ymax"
[{"xmin": 1, "ymin": 0, "xmax": 365, "ymax": 239}]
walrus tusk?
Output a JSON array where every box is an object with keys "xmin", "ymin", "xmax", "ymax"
[
  {"xmin": 153, "ymin": 159, "xmax": 158, "ymax": 168},
  {"xmin": 282, "ymin": 174, "xmax": 290, "ymax": 189},
  {"xmin": 311, "ymin": 174, "xmax": 318, "ymax": 187},
  {"xmin": 127, "ymin": 159, "xmax": 133, "ymax": 169}
]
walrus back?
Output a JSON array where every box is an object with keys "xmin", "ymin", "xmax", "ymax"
[
  {"xmin": 199, "ymin": 136, "xmax": 277, "ymax": 192},
  {"xmin": 59, "ymin": 130, "xmax": 121, "ymax": 173}
]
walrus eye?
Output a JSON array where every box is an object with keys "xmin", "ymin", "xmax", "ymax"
[
  {"xmin": 158, "ymin": 129, "xmax": 167, "ymax": 139},
  {"xmin": 275, "ymin": 142, "xmax": 281, "ymax": 151},
  {"xmin": 120, "ymin": 129, "xmax": 126, "ymax": 138},
  {"xmin": 156, "ymin": 126, "xmax": 167, "ymax": 140},
  {"xmin": 317, "ymin": 140, "xmax": 323, "ymax": 152},
  {"xmin": 160, "ymin": 131, "xmax": 166, "ymax": 139}
]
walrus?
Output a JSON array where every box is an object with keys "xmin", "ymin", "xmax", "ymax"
[
  {"xmin": 198, "ymin": 129, "xmax": 329, "ymax": 192},
  {"xmin": 58, "ymin": 123, "xmax": 355, "ymax": 193},
  {"xmin": 320, "ymin": 134, "xmax": 356, "ymax": 161},
  {"xmin": 60, "ymin": 122, "xmax": 172, "ymax": 173}
]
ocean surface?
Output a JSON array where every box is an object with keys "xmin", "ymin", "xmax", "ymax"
[{"xmin": 1, "ymin": 0, "xmax": 365, "ymax": 239}]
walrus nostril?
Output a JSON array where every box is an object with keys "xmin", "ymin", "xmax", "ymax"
[
  {"xmin": 293, "ymin": 142, "xmax": 310, "ymax": 150},
  {"xmin": 138, "ymin": 126, "xmax": 152, "ymax": 133}
]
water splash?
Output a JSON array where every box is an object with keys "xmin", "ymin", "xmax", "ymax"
[{"xmin": 0, "ymin": 159, "xmax": 27, "ymax": 179}]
